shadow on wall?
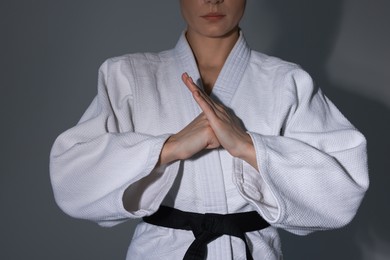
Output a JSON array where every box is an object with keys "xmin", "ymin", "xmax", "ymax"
[{"xmin": 251, "ymin": 0, "xmax": 390, "ymax": 259}]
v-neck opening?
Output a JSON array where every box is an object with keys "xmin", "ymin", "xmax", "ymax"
[{"xmin": 174, "ymin": 31, "xmax": 251, "ymax": 106}]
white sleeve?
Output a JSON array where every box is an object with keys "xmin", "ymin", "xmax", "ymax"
[
  {"xmin": 49, "ymin": 59, "xmax": 180, "ymax": 227},
  {"xmin": 233, "ymin": 69, "xmax": 369, "ymax": 235}
]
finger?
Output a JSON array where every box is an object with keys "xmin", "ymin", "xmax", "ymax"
[
  {"xmin": 214, "ymin": 101, "xmax": 229, "ymax": 114},
  {"xmin": 182, "ymin": 73, "xmax": 199, "ymax": 93},
  {"xmin": 193, "ymin": 88, "xmax": 218, "ymax": 112},
  {"xmin": 182, "ymin": 73, "xmax": 219, "ymax": 112},
  {"xmin": 182, "ymin": 73, "xmax": 212, "ymax": 102},
  {"xmin": 193, "ymin": 90, "xmax": 219, "ymax": 121},
  {"xmin": 194, "ymin": 90, "xmax": 228, "ymax": 118}
]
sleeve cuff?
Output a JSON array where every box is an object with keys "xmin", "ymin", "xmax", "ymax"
[
  {"xmin": 232, "ymin": 132, "xmax": 282, "ymax": 224},
  {"xmin": 103, "ymin": 134, "xmax": 181, "ymax": 225}
]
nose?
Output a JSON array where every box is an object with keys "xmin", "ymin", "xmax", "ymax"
[{"xmin": 205, "ymin": 0, "xmax": 223, "ymax": 4}]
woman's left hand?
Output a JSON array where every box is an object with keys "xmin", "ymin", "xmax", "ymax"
[{"xmin": 182, "ymin": 73, "xmax": 259, "ymax": 170}]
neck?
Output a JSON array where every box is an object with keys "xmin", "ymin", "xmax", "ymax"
[{"xmin": 185, "ymin": 28, "xmax": 240, "ymax": 70}]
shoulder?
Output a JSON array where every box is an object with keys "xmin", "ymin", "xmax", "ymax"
[
  {"xmin": 249, "ymin": 50, "xmax": 304, "ymax": 76},
  {"xmin": 249, "ymin": 50, "xmax": 314, "ymax": 90},
  {"xmin": 95, "ymin": 49, "xmax": 178, "ymax": 98},
  {"xmin": 247, "ymin": 51, "xmax": 318, "ymax": 109},
  {"xmin": 99, "ymin": 49, "xmax": 176, "ymax": 77}
]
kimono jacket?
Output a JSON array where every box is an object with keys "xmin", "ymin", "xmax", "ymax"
[{"xmin": 50, "ymin": 32, "xmax": 369, "ymax": 260}]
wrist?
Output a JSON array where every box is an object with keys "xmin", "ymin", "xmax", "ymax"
[
  {"xmin": 236, "ymin": 134, "xmax": 255, "ymax": 160},
  {"xmin": 159, "ymin": 136, "xmax": 179, "ymax": 165},
  {"xmin": 234, "ymin": 134, "xmax": 259, "ymax": 171}
]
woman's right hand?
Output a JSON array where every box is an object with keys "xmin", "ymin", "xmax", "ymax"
[{"xmin": 159, "ymin": 112, "xmax": 220, "ymax": 165}]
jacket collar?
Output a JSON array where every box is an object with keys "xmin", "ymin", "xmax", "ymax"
[{"xmin": 174, "ymin": 31, "xmax": 251, "ymax": 106}]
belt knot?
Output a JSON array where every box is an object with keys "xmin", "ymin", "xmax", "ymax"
[
  {"xmin": 143, "ymin": 206, "xmax": 270, "ymax": 260},
  {"xmin": 197, "ymin": 213, "xmax": 222, "ymax": 236}
]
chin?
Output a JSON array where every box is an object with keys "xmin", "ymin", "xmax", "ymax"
[{"xmin": 199, "ymin": 26, "xmax": 239, "ymax": 39}]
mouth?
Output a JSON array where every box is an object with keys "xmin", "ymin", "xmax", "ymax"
[{"xmin": 201, "ymin": 12, "xmax": 226, "ymax": 21}]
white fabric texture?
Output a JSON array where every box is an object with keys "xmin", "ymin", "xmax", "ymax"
[{"xmin": 50, "ymin": 32, "xmax": 369, "ymax": 260}]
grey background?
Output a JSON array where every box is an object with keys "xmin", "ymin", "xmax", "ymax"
[{"xmin": 1, "ymin": 0, "xmax": 389, "ymax": 259}]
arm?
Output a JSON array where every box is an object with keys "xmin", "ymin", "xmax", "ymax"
[
  {"xmin": 233, "ymin": 69, "xmax": 369, "ymax": 234},
  {"xmin": 122, "ymin": 111, "xmax": 221, "ymax": 212},
  {"xmin": 158, "ymin": 112, "xmax": 220, "ymax": 166},
  {"xmin": 50, "ymin": 59, "xmax": 180, "ymax": 226},
  {"xmin": 182, "ymin": 70, "xmax": 368, "ymax": 234}
]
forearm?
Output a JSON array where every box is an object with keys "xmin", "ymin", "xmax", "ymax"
[
  {"xmin": 158, "ymin": 136, "xmax": 180, "ymax": 166},
  {"xmin": 233, "ymin": 133, "xmax": 259, "ymax": 171},
  {"xmin": 157, "ymin": 112, "xmax": 221, "ymax": 167}
]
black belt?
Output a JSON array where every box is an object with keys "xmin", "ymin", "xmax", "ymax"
[{"xmin": 143, "ymin": 206, "xmax": 270, "ymax": 260}]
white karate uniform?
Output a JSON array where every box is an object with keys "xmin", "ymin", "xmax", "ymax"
[{"xmin": 50, "ymin": 32, "xmax": 369, "ymax": 260}]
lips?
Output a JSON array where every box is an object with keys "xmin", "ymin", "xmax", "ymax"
[{"xmin": 201, "ymin": 12, "xmax": 225, "ymax": 21}]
